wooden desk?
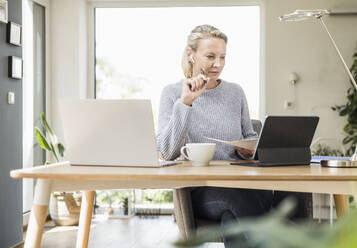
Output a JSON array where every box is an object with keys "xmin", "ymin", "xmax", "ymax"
[{"xmin": 10, "ymin": 161, "xmax": 357, "ymax": 248}]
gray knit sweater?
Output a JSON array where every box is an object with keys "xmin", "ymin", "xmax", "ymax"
[{"xmin": 157, "ymin": 80, "xmax": 257, "ymax": 161}]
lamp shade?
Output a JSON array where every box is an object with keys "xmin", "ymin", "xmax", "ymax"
[{"xmin": 279, "ymin": 9, "xmax": 330, "ymax": 22}]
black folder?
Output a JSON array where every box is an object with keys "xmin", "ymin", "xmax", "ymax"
[{"xmin": 231, "ymin": 116, "xmax": 319, "ymax": 167}]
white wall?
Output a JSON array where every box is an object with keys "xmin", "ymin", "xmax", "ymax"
[
  {"xmin": 50, "ymin": 0, "xmax": 87, "ymax": 139},
  {"xmin": 50, "ymin": 0, "xmax": 357, "ymax": 150},
  {"xmin": 265, "ymin": 0, "xmax": 357, "ymax": 149}
]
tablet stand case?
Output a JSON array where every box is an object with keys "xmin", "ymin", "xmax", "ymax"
[{"xmin": 231, "ymin": 116, "xmax": 319, "ymax": 167}]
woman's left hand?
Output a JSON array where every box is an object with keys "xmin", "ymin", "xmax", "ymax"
[{"xmin": 236, "ymin": 147, "xmax": 254, "ymax": 158}]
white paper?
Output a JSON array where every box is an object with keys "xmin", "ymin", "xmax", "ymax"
[{"xmin": 204, "ymin": 137, "xmax": 258, "ymax": 150}]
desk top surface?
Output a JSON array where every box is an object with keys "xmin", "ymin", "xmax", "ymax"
[{"xmin": 10, "ymin": 161, "xmax": 357, "ymax": 181}]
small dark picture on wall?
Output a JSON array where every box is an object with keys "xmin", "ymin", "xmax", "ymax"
[
  {"xmin": 7, "ymin": 22, "xmax": 22, "ymax": 46},
  {"xmin": 8, "ymin": 56, "xmax": 23, "ymax": 79}
]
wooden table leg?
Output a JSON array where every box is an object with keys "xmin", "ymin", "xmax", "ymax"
[
  {"xmin": 24, "ymin": 179, "xmax": 52, "ymax": 248},
  {"xmin": 76, "ymin": 191, "xmax": 95, "ymax": 248},
  {"xmin": 334, "ymin": 194, "xmax": 349, "ymax": 218}
]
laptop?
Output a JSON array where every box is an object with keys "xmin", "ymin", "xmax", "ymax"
[
  {"xmin": 59, "ymin": 99, "xmax": 180, "ymax": 167},
  {"xmin": 231, "ymin": 116, "xmax": 319, "ymax": 167}
]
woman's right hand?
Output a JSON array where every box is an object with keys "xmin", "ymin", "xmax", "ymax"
[
  {"xmin": 236, "ymin": 147, "xmax": 255, "ymax": 158},
  {"xmin": 180, "ymin": 74, "xmax": 208, "ymax": 106}
]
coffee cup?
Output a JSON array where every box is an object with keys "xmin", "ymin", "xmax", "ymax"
[{"xmin": 180, "ymin": 143, "xmax": 216, "ymax": 166}]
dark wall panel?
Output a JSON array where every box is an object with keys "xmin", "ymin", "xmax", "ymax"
[{"xmin": 0, "ymin": 0, "xmax": 23, "ymax": 246}]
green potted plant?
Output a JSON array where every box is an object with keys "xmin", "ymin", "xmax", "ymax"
[
  {"xmin": 120, "ymin": 195, "xmax": 129, "ymax": 215},
  {"xmin": 35, "ymin": 113, "xmax": 65, "ymax": 164},
  {"xmin": 332, "ymin": 44, "xmax": 357, "ymax": 156},
  {"xmin": 311, "ymin": 143, "xmax": 344, "ymax": 157},
  {"xmin": 35, "ymin": 112, "xmax": 81, "ymax": 226}
]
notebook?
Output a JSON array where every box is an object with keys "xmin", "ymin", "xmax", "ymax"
[
  {"xmin": 311, "ymin": 156, "xmax": 350, "ymax": 163},
  {"xmin": 59, "ymin": 99, "xmax": 180, "ymax": 167}
]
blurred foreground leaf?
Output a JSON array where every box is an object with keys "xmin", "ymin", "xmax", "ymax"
[{"xmin": 174, "ymin": 198, "xmax": 357, "ymax": 248}]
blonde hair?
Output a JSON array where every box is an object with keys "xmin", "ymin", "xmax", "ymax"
[{"xmin": 181, "ymin": 25, "xmax": 228, "ymax": 78}]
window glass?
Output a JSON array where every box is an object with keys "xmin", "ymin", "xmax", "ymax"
[{"xmin": 95, "ymin": 6, "xmax": 261, "ymax": 121}]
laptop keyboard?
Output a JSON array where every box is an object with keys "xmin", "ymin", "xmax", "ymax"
[
  {"xmin": 231, "ymin": 162, "xmax": 308, "ymax": 167},
  {"xmin": 159, "ymin": 161, "xmax": 182, "ymax": 167}
]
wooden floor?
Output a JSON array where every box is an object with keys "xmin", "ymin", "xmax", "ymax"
[{"xmin": 37, "ymin": 215, "xmax": 223, "ymax": 248}]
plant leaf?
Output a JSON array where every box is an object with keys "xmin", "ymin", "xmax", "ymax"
[
  {"xmin": 174, "ymin": 199, "xmax": 357, "ymax": 248},
  {"xmin": 41, "ymin": 112, "xmax": 54, "ymax": 136},
  {"xmin": 57, "ymin": 143, "xmax": 65, "ymax": 157},
  {"xmin": 50, "ymin": 143, "xmax": 59, "ymax": 162},
  {"xmin": 41, "ymin": 112, "xmax": 58, "ymax": 144},
  {"xmin": 328, "ymin": 209, "xmax": 357, "ymax": 248},
  {"xmin": 35, "ymin": 127, "xmax": 51, "ymax": 151}
]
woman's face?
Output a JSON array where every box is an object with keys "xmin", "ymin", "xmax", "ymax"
[{"xmin": 190, "ymin": 37, "xmax": 226, "ymax": 81}]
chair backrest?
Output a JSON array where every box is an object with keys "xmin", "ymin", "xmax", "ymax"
[{"xmin": 251, "ymin": 119, "xmax": 262, "ymax": 134}]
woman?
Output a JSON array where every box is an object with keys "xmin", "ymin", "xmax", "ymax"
[{"xmin": 157, "ymin": 25, "xmax": 272, "ymax": 247}]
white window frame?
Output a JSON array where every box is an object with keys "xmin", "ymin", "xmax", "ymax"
[
  {"xmin": 22, "ymin": 0, "xmax": 51, "ymax": 226},
  {"xmin": 87, "ymin": 0, "xmax": 266, "ymax": 120}
]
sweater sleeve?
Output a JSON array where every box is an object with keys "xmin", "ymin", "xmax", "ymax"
[
  {"xmin": 240, "ymin": 89, "xmax": 257, "ymax": 139},
  {"xmin": 236, "ymin": 86, "xmax": 257, "ymax": 160},
  {"xmin": 157, "ymin": 85, "xmax": 192, "ymax": 160}
]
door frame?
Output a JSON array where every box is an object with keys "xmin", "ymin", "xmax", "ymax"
[{"xmin": 22, "ymin": 0, "xmax": 51, "ymax": 226}]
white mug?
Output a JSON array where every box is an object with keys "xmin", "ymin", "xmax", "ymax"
[{"xmin": 180, "ymin": 143, "xmax": 216, "ymax": 166}]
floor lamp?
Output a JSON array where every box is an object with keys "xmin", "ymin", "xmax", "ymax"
[{"xmin": 280, "ymin": 9, "xmax": 357, "ymax": 167}]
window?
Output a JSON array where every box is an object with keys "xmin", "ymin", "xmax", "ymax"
[
  {"xmin": 94, "ymin": 5, "xmax": 261, "ymax": 212},
  {"xmin": 95, "ymin": 6, "xmax": 261, "ymax": 119}
]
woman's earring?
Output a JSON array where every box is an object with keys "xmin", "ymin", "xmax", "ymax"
[{"xmin": 190, "ymin": 55, "xmax": 195, "ymax": 64}]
